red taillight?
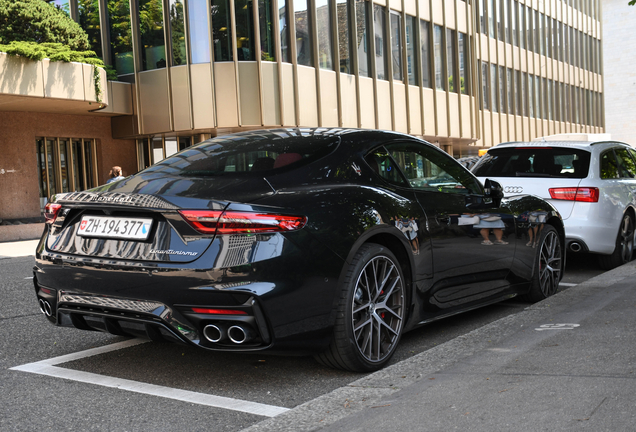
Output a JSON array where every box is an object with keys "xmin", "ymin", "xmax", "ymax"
[
  {"xmin": 191, "ymin": 308, "xmax": 248, "ymax": 315},
  {"xmin": 44, "ymin": 203, "xmax": 62, "ymax": 224},
  {"xmin": 549, "ymin": 187, "xmax": 599, "ymax": 202},
  {"xmin": 178, "ymin": 210, "xmax": 307, "ymax": 235}
]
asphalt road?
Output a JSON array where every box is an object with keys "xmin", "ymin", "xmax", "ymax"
[{"xmin": 0, "ymin": 252, "xmax": 605, "ymax": 431}]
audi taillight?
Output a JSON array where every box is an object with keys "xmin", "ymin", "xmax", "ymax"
[
  {"xmin": 191, "ymin": 308, "xmax": 248, "ymax": 315},
  {"xmin": 44, "ymin": 203, "xmax": 62, "ymax": 224},
  {"xmin": 549, "ymin": 187, "xmax": 599, "ymax": 202},
  {"xmin": 178, "ymin": 210, "xmax": 307, "ymax": 235}
]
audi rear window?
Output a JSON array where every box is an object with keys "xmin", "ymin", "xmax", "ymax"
[
  {"xmin": 473, "ymin": 148, "xmax": 591, "ymax": 179},
  {"xmin": 143, "ymin": 130, "xmax": 340, "ymax": 177}
]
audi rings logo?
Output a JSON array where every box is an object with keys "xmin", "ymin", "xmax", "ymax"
[{"xmin": 504, "ymin": 186, "xmax": 523, "ymax": 193}]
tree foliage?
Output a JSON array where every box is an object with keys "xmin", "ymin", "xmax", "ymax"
[{"xmin": 0, "ymin": 0, "xmax": 90, "ymax": 50}]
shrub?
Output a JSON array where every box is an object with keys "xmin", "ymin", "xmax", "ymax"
[{"xmin": 0, "ymin": 0, "xmax": 90, "ymax": 51}]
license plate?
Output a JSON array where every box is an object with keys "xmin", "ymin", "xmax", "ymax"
[{"xmin": 77, "ymin": 216, "xmax": 153, "ymax": 240}]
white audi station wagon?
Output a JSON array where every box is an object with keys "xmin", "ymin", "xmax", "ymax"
[{"xmin": 472, "ymin": 135, "xmax": 636, "ymax": 269}]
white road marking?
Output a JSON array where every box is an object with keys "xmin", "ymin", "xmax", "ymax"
[
  {"xmin": 10, "ymin": 339, "xmax": 289, "ymax": 418},
  {"xmin": 24, "ymin": 277, "xmax": 34, "ymax": 280},
  {"xmin": 559, "ymin": 282, "xmax": 577, "ymax": 287}
]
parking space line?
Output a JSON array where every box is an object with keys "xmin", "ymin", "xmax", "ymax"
[
  {"xmin": 10, "ymin": 339, "xmax": 289, "ymax": 418},
  {"xmin": 559, "ymin": 282, "xmax": 578, "ymax": 287}
]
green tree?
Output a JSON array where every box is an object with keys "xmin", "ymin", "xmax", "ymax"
[{"xmin": 0, "ymin": 0, "xmax": 90, "ymax": 50}]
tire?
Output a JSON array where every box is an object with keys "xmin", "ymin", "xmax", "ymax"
[
  {"xmin": 525, "ymin": 225, "xmax": 563, "ymax": 303},
  {"xmin": 598, "ymin": 213, "xmax": 635, "ymax": 271},
  {"xmin": 314, "ymin": 243, "xmax": 406, "ymax": 372}
]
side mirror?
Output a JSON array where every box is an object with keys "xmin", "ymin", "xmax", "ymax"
[{"xmin": 484, "ymin": 179, "xmax": 504, "ymax": 207}]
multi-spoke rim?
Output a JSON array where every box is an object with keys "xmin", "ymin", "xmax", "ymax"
[
  {"xmin": 538, "ymin": 231, "xmax": 562, "ymax": 297},
  {"xmin": 618, "ymin": 215, "xmax": 634, "ymax": 264},
  {"xmin": 351, "ymin": 255, "xmax": 404, "ymax": 363}
]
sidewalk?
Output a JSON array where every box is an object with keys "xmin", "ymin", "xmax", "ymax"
[
  {"xmin": 0, "ymin": 239, "xmax": 40, "ymax": 258},
  {"xmin": 243, "ymin": 262, "xmax": 636, "ymax": 432}
]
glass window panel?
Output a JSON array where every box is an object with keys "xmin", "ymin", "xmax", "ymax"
[
  {"xmin": 78, "ymin": 0, "xmax": 103, "ymax": 59},
  {"xmin": 279, "ymin": 0, "xmax": 291, "ymax": 62},
  {"xmin": 178, "ymin": 137, "xmax": 193, "ymax": 151},
  {"xmin": 434, "ymin": 25, "xmax": 444, "ymax": 90},
  {"xmin": 547, "ymin": 79, "xmax": 553, "ymax": 120},
  {"xmin": 542, "ymin": 77, "xmax": 548, "ymax": 120},
  {"xmin": 336, "ymin": 0, "xmax": 351, "ymax": 73},
  {"xmin": 480, "ymin": 0, "xmax": 487, "ymax": 35},
  {"xmin": 499, "ymin": 65, "xmax": 506, "ymax": 114},
  {"xmin": 36, "ymin": 139, "xmax": 47, "ymax": 205},
  {"xmin": 139, "ymin": 0, "xmax": 167, "ymax": 70},
  {"xmin": 235, "ymin": 0, "xmax": 255, "ymax": 61},
  {"xmin": 169, "ymin": 0, "xmax": 187, "ymax": 66},
  {"xmin": 498, "ymin": 0, "xmax": 504, "ymax": 41},
  {"xmin": 507, "ymin": 68, "xmax": 513, "ymax": 115},
  {"xmin": 519, "ymin": 3, "xmax": 525, "ymax": 50},
  {"xmin": 515, "ymin": 69, "xmax": 521, "ymax": 116},
  {"xmin": 491, "ymin": 63, "xmax": 498, "ymax": 112},
  {"xmin": 488, "ymin": 0, "xmax": 495, "ymax": 38},
  {"xmin": 511, "ymin": 0, "xmax": 517, "ymax": 46},
  {"xmin": 406, "ymin": 15, "xmax": 416, "ymax": 85},
  {"xmin": 108, "ymin": 0, "xmax": 134, "ymax": 75},
  {"xmin": 391, "ymin": 12, "xmax": 402, "ymax": 81},
  {"xmin": 420, "ymin": 20, "xmax": 431, "ymax": 88},
  {"xmin": 528, "ymin": 73, "xmax": 534, "ymax": 117},
  {"xmin": 59, "ymin": 139, "xmax": 70, "ymax": 193},
  {"xmin": 152, "ymin": 137, "xmax": 164, "ymax": 164},
  {"xmin": 481, "ymin": 62, "xmax": 489, "ymax": 110},
  {"xmin": 535, "ymin": 75, "xmax": 541, "ymax": 119},
  {"xmin": 446, "ymin": 29, "xmax": 456, "ymax": 93},
  {"xmin": 83, "ymin": 141, "xmax": 95, "ymax": 188},
  {"xmin": 521, "ymin": 71, "xmax": 528, "ymax": 117},
  {"xmin": 374, "ymin": 4, "xmax": 387, "ymax": 80},
  {"xmin": 526, "ymin": 6, "xmax": 532, "ymax": 52},
  {"xmin": 165, "ymin": 138, "xmax": 179, "ymax": 157},
  {"xmin": 458, "ymin": 32, "xmax": 467, "ymax": 94},
  {"xmin": 189, "ymin": 0, "xmax": 211, "ymax": 63},
  {"xmin": 71, "ymin": 140, "xmax": 85, "ymax": 191},
  {"xmin": 316, "ymin": 0, "xmax": 333, "ymax": 69},
  {"xmin": 295, "ymin": 0, "xmax": 313, "ymax": 66},
  {"xmin": 259, "ymin": 0, "xmax": 276, "ymax": 61},
  {"xmin": 46, "ymin": 139, "xmax": 58, "ymax": 197},
  {"xmin": 212, "ymin": 0, "xmax": 233, "ymax": 61},
  {"xmin": 356, "ymin": 0, "xmax": 371, "ymax": 77}
]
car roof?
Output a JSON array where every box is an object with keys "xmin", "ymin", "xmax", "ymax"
[{"xmin": 491, "ymin": 140, "xmax": 631, "ymax": 151}]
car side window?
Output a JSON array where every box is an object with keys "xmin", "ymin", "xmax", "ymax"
[
  {"xmin": 365, "ymin": 147, "xmax": 410, "ymax": 187},
  {"xmin": 614, "ymin": 148, "xmax": 636, "ymax": 179},
  {"xmin": 384, "ymin": 142, "xmax": 482, "ymax": 194},
  {"xmin": 600, "ymin": 150, "xmax": 620, "ymax": 180}
]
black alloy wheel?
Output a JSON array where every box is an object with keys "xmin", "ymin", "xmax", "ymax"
[
  {"xmin": 598, "ymin": 213, "xmax": 635, "ymax": 270},
  {"xmin": 525, "ymin": 225, "xmax": 562, "ymax": 302},
  {"xmin": 315, "ymin": 243, "xmax": 406, "ymax": 372}
]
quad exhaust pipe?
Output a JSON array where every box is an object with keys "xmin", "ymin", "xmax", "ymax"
[
  {"xmin": 39, "ymin": 299, "xmax": 52, "ymax": 317},
  {"xmin": 203, "ymin": 323, "xmax": 254, "ymax": 344}
]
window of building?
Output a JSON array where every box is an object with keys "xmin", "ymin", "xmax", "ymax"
[
  {"xmin": 480, "ymin": 0, "xmax": 487, "ymax": 35},
  {"xmin": 515, "ymin": 69, "xmax": 521, "ymax": 116},
  {"xmin": 511, "ymin": 0, "xmax": 517, "ymax": 46},
  {"xmin": 189, "ymin": 0, "xmax": 211, "ymax": 63},
  {"xmin": 139, "ymin": 0, "xmax": 167, "ymax": 70},
  {"xmin": 446, "ymin": 28, "xmax": 456, "ymax": 93},
  {"xmin": 356, "ymin": 0, "xmax": 371, "ymax": 77},
  {"xmin": 374, "ymin": 4, "xmax": 388, "ymax": 80},
  {"xmin": 316, "ymin": 0, "xmax": 334, "ymax": 69},
  {"xmin": 535, "ymin": 75, "xmax": 542, "ymax": 119},
  {"xmin": 488, "ymin": 0, "xmax": 495, "ymax": 38},
  {"xmin": 234, "ymin": 0, "xmax": 255, "ymax": 61},
  {"xmin": 507, "ymin": 68, "xmax": 513, "ymax": 115},
  {"xmin": 528, "ymin": 73, "xmax": 534, "ymax": 118},
  {"xmin": 108, "ymin": 0, "xmax": 133, "ymax": 75},
  {"xmin": 279, "ymin": 0, "xmax": 291, "ymax": 62},
  {"xmin": 518, "ymin": 4, "xmax": 525, "ymax": 50},
  {"xmin": 260, "ymin": 0, "xmax": 276, "ymax": 61},
  {"xmin": 498, "ymin": 65, "xmax": 506, "ymax": 114},
  {"xmin": 458, "ymin": 32, "xmax": 467, "ymax": 95},
  {"xmin": 547, "ymin": 79, "xmax": 553, "ymax": 121},
  {"xmin": 169, "ymin": 0, "xmax": 187, "ymax": 66},
  {"xmin": 295, "ymin": 0, "xmax": 313, "ymax": 66},
  {"xmin": 434, "ymin": 25, "xmax": 444, "ymax": 90},
  {"xmin": 497, "ymin": 0, "xmax": 504, "ymax": 42},
  {"xmin": 212, "ymin": 0, "xmax": 233, "ymax": 61},
  {"xmin": 336, "ymin": 0, "xmax": 351, "ymax": 73},
  {"xmin": 77, "ymin": 0, "xmax": 103, "ymax": 60},
  {"xmin": 405, "ymin": 15, "xmax": 417, "ymax": 85},
  {"xmin": 525, "ymin": 5, "xmax": 532, "ymax": 53},
  {"xmin": 36, "ymin": 138, "xmax": 98, "ymax": 208},
  {"xmin": 490, "ymin": 63, "xmax": 498, "ymax": 112},
  {"xmin": 390, "ymin": 11, "xmax": 403, "ymax": 81},
  {"xmin": 137, "ymin": 136, "xmax": 194, "ymax": 172},
  {"xmin": 420, "ymin": 19, "xmax": 431, "ymax": 88},
  {"xmin": 481, "ymin": 61, "xmax": 489, "ymax": 110}
]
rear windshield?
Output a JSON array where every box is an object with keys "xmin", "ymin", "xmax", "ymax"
[
  {"xmin": 473, "ymin": 147, "xmax": 591, "ymax": 179},
  {"xmin": 143, "ymin": 130, "xmax": 340, "ymax": 177}
]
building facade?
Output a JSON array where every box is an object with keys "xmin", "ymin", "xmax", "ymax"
[{"xmin": 0, "ymin": 0, "xmax": 604, "ymax": 225}]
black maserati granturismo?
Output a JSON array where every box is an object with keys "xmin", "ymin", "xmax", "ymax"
[{"xmin": 34, "ymin": 128, "xmax": 564, "ymax": 372}]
